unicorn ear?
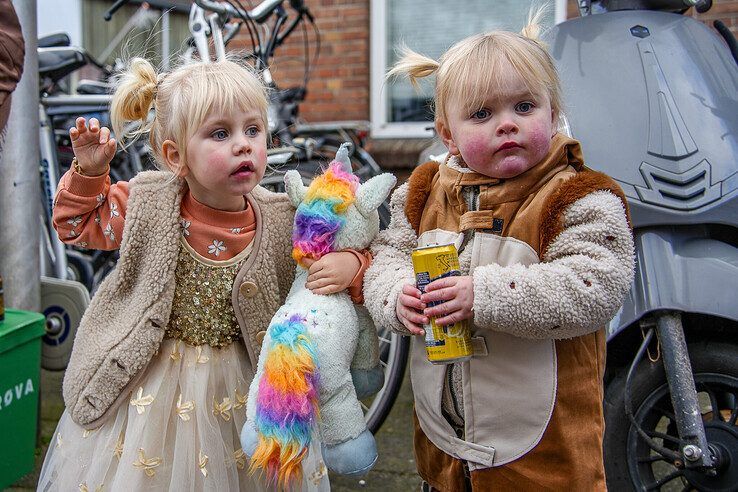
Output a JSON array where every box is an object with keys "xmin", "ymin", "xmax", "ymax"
[
  {"xmin": 355, "ymin": 173, "xmax": 397, "ymax": 217},
  {"xmin": 334, "ymin": 142, "xmax": 354, "ymax": 175},
  {"xmin": 284, "ymin": 170, "xmax": 307, "ymax": 207}
]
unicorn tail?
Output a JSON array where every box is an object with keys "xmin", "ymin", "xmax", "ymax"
[{"xmin": 249, "ymin": 314, "xmax": 320, "ymax": 487}]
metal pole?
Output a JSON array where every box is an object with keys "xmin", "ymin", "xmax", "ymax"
[{"xmin": 0, "ymin": 0, "xmax": 40, "ymax": 311}]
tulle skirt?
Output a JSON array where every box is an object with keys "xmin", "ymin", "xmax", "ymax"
[{"xmin": 37, "ymin": 339, "xmax": 330, "ymax": 491}]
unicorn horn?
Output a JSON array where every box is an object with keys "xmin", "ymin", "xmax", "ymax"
[{"xmin": 335, "ymin": 143, "xmax": 353, "ymax": 174}]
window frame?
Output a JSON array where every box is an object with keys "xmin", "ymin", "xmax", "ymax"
[{"xmin": 369, "ymin": 0, "xmax": 568, "ymax": 139}]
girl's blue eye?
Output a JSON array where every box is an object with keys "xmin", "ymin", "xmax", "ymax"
[
  {"xmin": 471, "ymin": 109, "xmax": 491, "ymax": 120},
  {"xmin": 245, "ymin": 126, "xmax": 260, "ymax": 137},
  {"xmin": 212, "ymin": 129, "xmax": 228, "ymax": 140},
  {"xmin": 516, "ymin": 102, "xmax": 534, "ymax": 113}
]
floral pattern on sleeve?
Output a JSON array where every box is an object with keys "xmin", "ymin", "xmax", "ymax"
[{"xmin": 52, "ymin": 170, "xmax": 129, "ymax": 250}]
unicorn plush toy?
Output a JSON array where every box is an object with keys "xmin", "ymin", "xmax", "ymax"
[{"xmin": 240, "ymin": 144, "xmax": 396, "ymax": 486}]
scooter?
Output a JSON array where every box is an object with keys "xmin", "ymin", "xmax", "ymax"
[{"xmin": 548, "ymin": 1, "xmax": 738, "ymax": 490}]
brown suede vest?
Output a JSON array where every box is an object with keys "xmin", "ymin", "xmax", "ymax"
[{"xmin": 407, "ymin": 135, "xmax": 613, "ymax": 491}]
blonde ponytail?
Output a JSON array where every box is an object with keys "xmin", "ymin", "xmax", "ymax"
[
  {"xmin": 520, "ymin": 4, "xmax": 549, "ymax": 43},
  {"xmin": 386, "ymin": 45, "xmax": 440, "ymax": 88},
  {"xmin": 110, "ymin": 57, "xmax": 161, "ymax": 146}
]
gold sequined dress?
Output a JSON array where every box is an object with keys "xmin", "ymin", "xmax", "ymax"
[{"xmin": 38, "ymin": 239, "xmax": 330, "ymax": 491}]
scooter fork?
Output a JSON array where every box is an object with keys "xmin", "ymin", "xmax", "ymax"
[{"xmin": 655, "ymin": 310, "xmax": 716, "ymax": 473}]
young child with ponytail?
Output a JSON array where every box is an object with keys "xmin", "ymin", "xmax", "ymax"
[
  {"xmin": 364, "ymin": 9, "xmax": 635, "ymax": 491},
  {"xmin": 38, "ymin": 57, "xmax": 369, "ymax": 491}
]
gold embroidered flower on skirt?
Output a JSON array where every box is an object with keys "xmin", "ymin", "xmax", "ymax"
[
  {"xmin": 78, "ymin": 482, "xmax": 103, "ymax": 492},
  {"xmin": 130, "ymin": 387, "xmax": 154, "ymax": 415},
  {"xmin": 198, "ymin": 449, "xmax": 209, "ymax": 477},
  {"xmin": 233, "ymin": 448, "xmax": 246, "ymax": 470},
  {"xmin": 133, "ymin": 448, "xmax": 162, "ymax": 477},
  {"xmin": 82, "ymin": 426, "xmax": 100, "ymax": 438},
  {"xmin": 233, "ymin": 388, "xmax": 247, "ymax": 409},
  {"xmin": 213, "ymin": 396, "xmax": 233, "ymax": 422},
  {"xmin": 114, "ymin": 432, "xmax": 124, "ymax": 460},
  {"xmin": 176, "ymin": 394, "xmax": 195, "ymax": 421}
]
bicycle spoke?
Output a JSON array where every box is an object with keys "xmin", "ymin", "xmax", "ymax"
[
  {"xmin": 360, "ymin": 401, "xmax": 369, "ymax": 412},
  {"xmin": 638, "ymin": 454, "xmax": 667, "ymax": 464},
  {"xmin": 645, "ymin": 429, "xmax": 681, "ymax": 444},
  {"xmin": 380, "ymin": 359, "xmax": 388, "ymax": 369},
  {"xmin": 646, "ymin": 469, "xmax": 683, "ymax": 490},
  {"xmin": 379, "ymin": 336, "xmax": 391, "ymax": 344},
  {"xmin": 653, "ymin": 405, "xmax": 676, "ymax": 421}
]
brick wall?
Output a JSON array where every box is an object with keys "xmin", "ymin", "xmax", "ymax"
[{"xmin": 230, "ymin": 0, "xmax": 371, "ymax": 122}]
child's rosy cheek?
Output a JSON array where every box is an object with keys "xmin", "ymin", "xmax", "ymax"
[
  {"xmin": 206, "ymin": 151, "xmax": 229, "ymax": 169},
  {"xmin": 463, "ymin": 137, "xmax": 492, "ymax": 160},
  {"xmin": 526, "ymin": 124, "xmax": 553, "ymax": 154}
]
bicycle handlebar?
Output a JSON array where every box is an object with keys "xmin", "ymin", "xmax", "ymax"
[
  {"xmin": 104, "ymin": 0, "xmax": 132, "ymax": 21},
  {"xmin": 193, "ymin": 0, "xmax": 283, "ymax": 24}
]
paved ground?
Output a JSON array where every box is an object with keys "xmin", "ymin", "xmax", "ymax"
[{"xmin": 7, "ymin": 364, "xmax": 421, "ymax": 491}]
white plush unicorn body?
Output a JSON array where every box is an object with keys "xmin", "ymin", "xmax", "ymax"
[{"xmin": 241, "ymin": 144, "xmax": 396, "ymax": 486}]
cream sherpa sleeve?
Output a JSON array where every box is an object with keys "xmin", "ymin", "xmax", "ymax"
[
  {"xmin": 364, "ymin": 183, "xmax": 417, "ymax": 335},
  {"xmin": 473, "ymin": 190, "xmax": 635, "ymax": 339}
]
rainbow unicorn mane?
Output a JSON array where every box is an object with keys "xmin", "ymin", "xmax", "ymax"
[
  {"xmin": 291, "ymin": 162, "xmax": 360, "ymax": 267},
  {"xmin": 249, "ymin": 314, "xmax": 319, "ymax": 486}
]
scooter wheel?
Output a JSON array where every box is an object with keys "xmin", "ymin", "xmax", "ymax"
[{"xmin": 604, "ymin": 342, "xmax": 738, "ymax": 491}]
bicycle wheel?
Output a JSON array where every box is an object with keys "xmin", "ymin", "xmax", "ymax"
[
  {"xmin": 363, "ymin": 329, "xmax": 410, "ymax": 434},
  {"xmin": 64, "ymin": 249, "xmax": 95, "ymax": 292}
]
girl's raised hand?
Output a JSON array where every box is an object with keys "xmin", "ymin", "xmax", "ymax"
[{"xmin": 69, "ymin": 117, "xmax": 117, "ymax": 176}]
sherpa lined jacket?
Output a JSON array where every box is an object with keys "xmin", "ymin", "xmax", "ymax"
[
  {"xmin": 61, "ymin": 171, "xmax": 297, "ymax": 428},
  {"xmin": 364, "ymin": 134, "xmax": 635, "ymax": 490}
]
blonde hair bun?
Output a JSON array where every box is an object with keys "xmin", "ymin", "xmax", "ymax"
[{"xmin": 109, "ymin": 56, "xmax": 269, "ymax": 173}]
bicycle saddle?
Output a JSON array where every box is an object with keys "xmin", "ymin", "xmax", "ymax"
[
  {"xmin": 76, "ymin": 79, "xmax": 113, "ymax": 95},
  {"xmin": 38, "ymin": 47, "xmax": 87, "ymax": 83},
  {"xmin": 38, "ymin": 32, "xmax": 71, "ymax": 48}
]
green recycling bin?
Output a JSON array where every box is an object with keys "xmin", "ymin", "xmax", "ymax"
[{"xmin": 0, "ymin": 309, "xmax": 45, "ymax": 489}]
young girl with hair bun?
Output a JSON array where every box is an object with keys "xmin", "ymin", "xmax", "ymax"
[
  {"xmin": 364, "ymin": 9, "xmax": 635, "ymax": 491},
  {"xmin": 38, "ymin": 57, "xmax": 369, "ymax": 491}
]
